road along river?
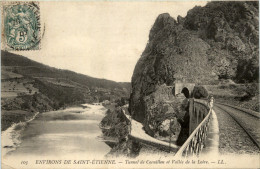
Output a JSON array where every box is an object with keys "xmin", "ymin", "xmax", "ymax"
[{"xmin": 1, "ymin": 104, "xmax": 111, "ymax": 168}]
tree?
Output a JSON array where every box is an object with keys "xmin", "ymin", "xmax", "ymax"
[{"xmin": 192, "ymin": 86, "xmax": 208, "ymax": 99}]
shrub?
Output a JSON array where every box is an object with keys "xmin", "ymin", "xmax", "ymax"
[
  {"xmin": 115, "ymin": 97, "xmax": 129, "ymax": 107},
  {"xmin": 21, "ymin": 102, "xmax": 30, "ymax": 110},
  {"xmin": 100, "ymin": 108, "xmax": 130, "ymax": 139},
  {"xmin": 193, "ymin": 86, "xmax": 208, "ymax": 99}
]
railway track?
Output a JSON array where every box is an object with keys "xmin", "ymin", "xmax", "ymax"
[
  {"xmin": 214, "ymin": 103, "xmax": 260, "ymax": 152},
  {"xmin": 216, "ymin": 102, "xmax": 260, "ymax": 118}
]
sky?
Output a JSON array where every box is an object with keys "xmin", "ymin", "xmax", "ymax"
[{"xmin": 7, "ymin": 1, "xmax": 207, "ymax": 82}]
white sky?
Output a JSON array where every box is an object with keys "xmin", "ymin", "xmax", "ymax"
[{"xmin": 8, "ymin": 1, "xmax": 207, "ymax": 82}]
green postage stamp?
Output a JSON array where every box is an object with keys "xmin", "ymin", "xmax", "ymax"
[{"xmin": 2, "ymin": 1, "xmax": 41, "ymax": 50}]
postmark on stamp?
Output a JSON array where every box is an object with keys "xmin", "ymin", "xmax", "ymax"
[{"xmin": 2, "ymin": 1, "xmax": 41, "ymax": 50}]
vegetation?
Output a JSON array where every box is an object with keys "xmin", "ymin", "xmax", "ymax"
[
  {"xmin": 32, "ymin": 79, "xmax": 87, "ymax": 107},
  {"xmin": 1, "ymin": 110, "xmax": 35, "ymax": 131},
  {"xmin": 115, "ymin": 97, "xmax": 129, "ymax": 107},
  {"xmin": 204, "ymin": 83, "xmax": 259, "ymax": 111},
  {"xmin": 100, "ymin": 108, "xmax": 130, "ymax": 141},
  {"xmin": 192, "ymin": 86, "xmax": 209, "ymax": 99}
]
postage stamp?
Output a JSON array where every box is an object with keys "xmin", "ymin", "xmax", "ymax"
[{"xmin": 2, "ymin": 1, "xmax": 41, "ymax": 50}]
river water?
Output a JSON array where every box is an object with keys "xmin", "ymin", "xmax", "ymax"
[{"xmin": 1, "ymin": 104, "xmax": 111, "ymax": 168}]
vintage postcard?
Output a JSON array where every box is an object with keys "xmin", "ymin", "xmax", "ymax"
[{"xmin": 1, "ymin": 1, "xmax": 259, "ymax": 169}]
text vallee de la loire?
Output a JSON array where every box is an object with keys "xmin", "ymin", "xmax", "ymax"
[{"xmin": 35, "ymin": 159, "xmax": 224, "ymax": 165}]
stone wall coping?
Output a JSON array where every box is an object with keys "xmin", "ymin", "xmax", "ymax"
[{"xmin": 201, "ymin": 109, "xmax": 219, "ymax": 156}]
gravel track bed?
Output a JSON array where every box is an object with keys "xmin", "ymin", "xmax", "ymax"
[
  {"xmin": 213, "ymin": 105, "xmax": 259, "ymax": 155},
  {"xmin": 216, "ymin": 104, "xmax": 260, "ymax": 146}
]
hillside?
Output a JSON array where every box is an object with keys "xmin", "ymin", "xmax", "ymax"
[
  {"xmin": 1, "ymin": 50, "xmax": 131, "ymax": 130},
  {"xmin": 2, "ymin": 51, "xmax": 130, "ymax": 90},
  {"xmin": 129, "ymin": 1, "xmax": 259, "ymax": 138}
]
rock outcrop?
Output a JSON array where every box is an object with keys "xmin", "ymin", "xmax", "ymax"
[{"xmin": 129, "ymin": 1, "xmax": 259, "ymax": 137}]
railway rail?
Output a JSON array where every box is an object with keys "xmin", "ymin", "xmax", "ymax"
[
  {"xmin": 214, "ymin": 103, "xmax": 260, "ymax": 151},
  {"xmin": 216, "ymin": 102, "xmax": 260, "ymax": 118}
]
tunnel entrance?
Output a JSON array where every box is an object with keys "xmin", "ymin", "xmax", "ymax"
[{"xmin": 181, "ymin": 87, "xmax": 190, "ymax": 98}]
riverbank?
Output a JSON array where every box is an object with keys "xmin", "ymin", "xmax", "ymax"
[
  {"xmin": 1, "ymin": 112, "xmax": 39, "ymax": 157},
  {"xmin": 2, "ymin": 103, "xmax": 111, "ymax": 164},
  {"xmin": 1, "ymin": 101, "xmax": 90, "ymax": 131},
  {"xmin": 1, "ymin": 110, "xmax": 36, "ymax": 131}
]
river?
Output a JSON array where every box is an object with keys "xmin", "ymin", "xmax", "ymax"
[{"xmin": 1, "ymin": 104, "xmax": 111, "ymax": 168}]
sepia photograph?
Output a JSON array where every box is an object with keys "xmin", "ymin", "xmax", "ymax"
[{"xmin": 1, "ymin": 0, "xmax": 259, "ymax": 168}]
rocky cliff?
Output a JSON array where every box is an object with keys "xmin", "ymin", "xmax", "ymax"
[{"xmin": 129, "ymin": 1, "xmax": 259, "ymax": 138}]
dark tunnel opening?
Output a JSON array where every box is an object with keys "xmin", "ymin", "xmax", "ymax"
[{"xmin": 181, "ymin": 87, "xmax": 190, "ymax": 98}]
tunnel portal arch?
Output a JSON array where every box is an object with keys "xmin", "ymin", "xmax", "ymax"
[{"xmin": 174, "ymin": 83, "xmax": 195, "ymax": 97}]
